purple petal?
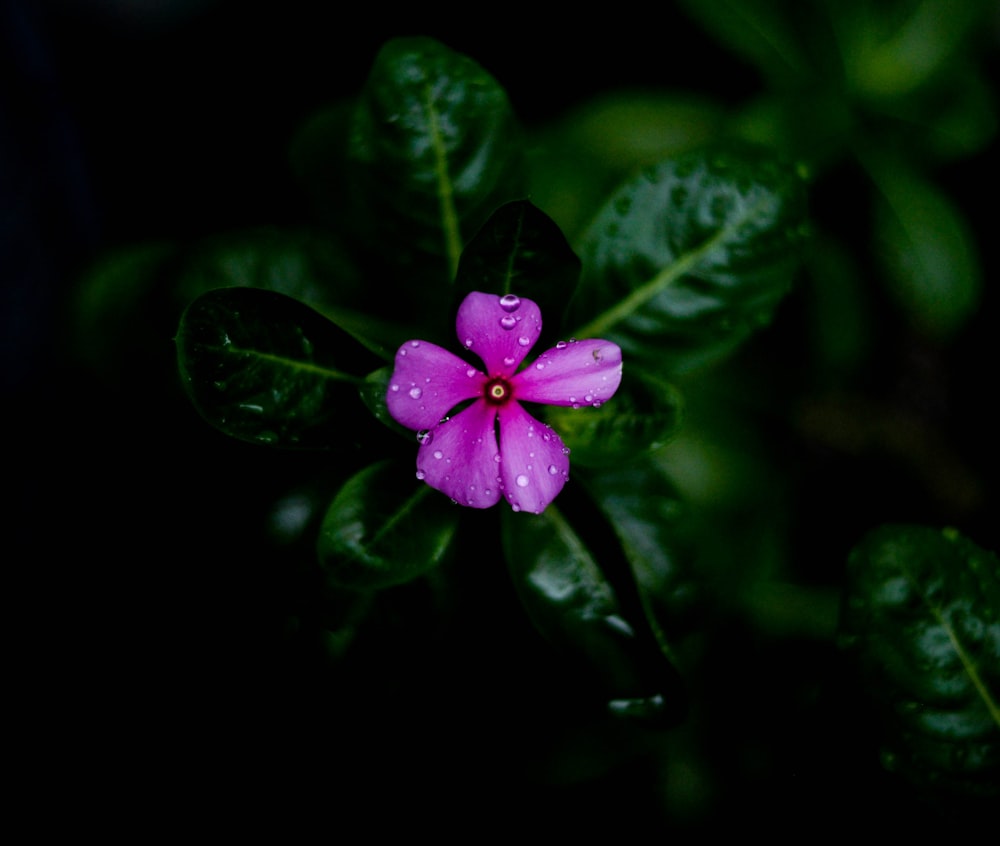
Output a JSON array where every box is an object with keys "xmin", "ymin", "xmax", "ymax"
[
  {"xmin": 386, "ymin": 340, "xmax": 486, "ymax": 430},
  {"xmin": 497, "ymin": 402, "xmax": 570, "ymax": 514},
  {"xmin": 512, "ymin": 339, "xmax": 622, "ymax": 408},
  {"xmin": 455, "ymin": 291, "xmax": 542, "ymax": 377},
  {"xmin": 417, "ymin": 399, "xmax": 502, "ymax": 508}
]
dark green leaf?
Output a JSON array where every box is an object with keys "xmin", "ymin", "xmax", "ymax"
[
  {"xmin": 543, "ymin": 369, "xmax": 683, "ymax": 469},
  {"xmin": 455, "ymin": 199, "xmax": 579, "ymax": 338},
  {"xmin": 176, "ymin": 287, "xmax": 379, "ymax": 448},
  {"xmin": 358, "ymin": 365, "xmax": 414, "ymax": 441},
  {"xmin": 582, "ymin": 462, "xmax": 702, "ymax": 643},
  {"xmin": 840, "ymin": 524, "xmax": 1000, "ymax": 797},
  {"xmin": 502, "ymin": 504, "xmax": 685, "ymax": 725},
  {"xmin": 567, "ymin": 143, "xmax": 809, "ymax": 375},
  {"xmin": 867, "ymin": 157, "xmax": 981, "ymax": 341},
  {"xmin": 348, "ymin": 36, "xmax": 527, "ymax": 291},
  {"xmin": 317, "ymin": 459, "xmax": 459, "ymax": 590}
]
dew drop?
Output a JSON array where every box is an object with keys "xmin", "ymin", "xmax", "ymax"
[
  {"xmin": 547, "ymin": 464, "xmax": 559, "ymax": 475},
  {"xmin": 390, "ymin": 384, "xmax": 400, "ymax": 392},
  {"xmin": 416, "ymin": 429, "xmax": 433, "ymax": 445},
  {"xmin": 466, "ymin": 368, "xmax": 477, "ymax": 378},
  {"xmin": 555, "ymin": 340, "xmax": 567, "ymax": 349},
  {"xmin": 499, "ymin": 315, "xmax": 517, "ymax": 330},
  {"xmin": 415, "ymin": 470, "xmax": 426, "ymax": 480},
  {"xmin": 535, "ymin": 362, "xmax": 544, "ymax": 370},
  {"xmin": 399, "ymin": 348, "xmax": 406, "ymax": 356},
  {"xmin": 584, "ymin": 394, "xmax": 593, "ymax": 402},
  {"xmin": 503, "ymin": 356, "xmax": 515, "ymax": 366},
  {"xmin": 516, "ymin": 474, "xmax": 529, "ymax": 487},
  {"xmin": 517, "ymin": 336, "xmax": 530, "ymax": 346},
  {"xmin": 433, "ymin": 450, "xmax": 444, "ymax": 460},
  {"xmin": 493, "ymin": 453, "xmax": 502, "ymax": 463},
  {"xmin": 499, "ymin": 294, "xmax": 521, "ymax": 312},
  {"xmin": 464, "ymin": 338, "xmax": 474, "ymax": 348},
  {"xmin": 409, "ymin": 340, "xmax": 420, "ymax": 348},
  {"xmin": 409, "ymin": 387, "xmax": 422, "ymax": 399}
]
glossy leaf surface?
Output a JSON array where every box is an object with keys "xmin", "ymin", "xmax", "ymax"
[
  {"xmin": 584, "ymin": 462, "xmax": 701, "ymax": 643},
  {"xmin": 454, "ymin": 199, "xmax": 580, "ymax": 335},
  {"xmin": 348, "ymin": 36, "xmax": 526, "ymax": 287},
  {"xmin": 568, "ymin": 143, "xmax": 809, "ymax": 375},
  {"xmin": 543, "ymin": 370, "xmax": 682, "ymax": 469},
  {"xmin": 176, "ymin": 287, "xmax": 377, "ymax": 448},
  {"xmin": 840, "ymin": 524, "xmax": 1000, "ymax": 796},
  {"xmin": 317, "ymin": 459, "xmax": 460, "ymax": 590},
  {"xmin": 503, "ymin": 504, "xmax": 685, "ymax": 724}
]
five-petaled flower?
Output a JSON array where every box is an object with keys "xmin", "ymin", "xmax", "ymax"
[{"xmin": 385, "ymin": 291, "xmax": 623, "ymax": 514}]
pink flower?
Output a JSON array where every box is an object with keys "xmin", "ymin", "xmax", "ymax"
[{"xmin": 386, "ymin": 291, "xmax": 623, "ymax": 513}]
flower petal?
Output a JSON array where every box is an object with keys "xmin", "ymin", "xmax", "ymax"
[
  {"xmin": 386, "ymin": 340, "xmax": 486, "ymax": 431},
  {"xmin": 417, "ymin": 399, "xmax": 502, "ymax": 508},
  {"xmin": 455, "ymin": 291, "xmax": 543, "ymax": 377},
  {"xmin": 497, "ymin": 401, "xmax": 570, "ymax": 514},
  {"xmin": 512, "ymin": 339, "xmax": 622, "ymax": 408}
]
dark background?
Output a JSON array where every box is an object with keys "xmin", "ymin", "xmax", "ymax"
[{"xmin": 6, "ymin": 0, "xmax": 998, "ymax": 835}]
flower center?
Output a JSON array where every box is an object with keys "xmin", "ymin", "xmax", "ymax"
[{"xmin": 484, "ymin": 377, "xmax": 511, "ymax": 405}]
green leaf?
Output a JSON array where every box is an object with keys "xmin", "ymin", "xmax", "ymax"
[
  {"xmin": 544, "ymin": 369, "xmax": 683, "ymax": 469},
  {"xmin": 348, "ymin": 36, "xmax": 527, "ymax": 288},
  {"xmin": 176, "ymin": 287, "xmax": 379, "ymax": 448},
  {"xmin": 502, "ymin": 504, "xmax": 685, "ymax": 725},
  {"xmin": 317, "ymin": 459, "xmax": 459, "ymax": 590},
  {"xmin": 568, "ymin": 143, "xmax": 809, "ymax": 375},
  {"xmin": 454, "ymin": 199, "xmax": 580, "ymax": 338},
  {"xmin": 839, "ymin": 0, "xmax": 997, "ymax": 100},
  {"xmin": 358, "ymin": 364, "xmax": 414, "ymax": 441},
  {"xmin": 867, "ymin": 157, "xmax": 981, "ymax": 341},
  {"xmin": 582, "ymin": 462, "xmax": 702, "ymax": 644},
  {"xmin": 840, "ymin": 524, "xmax": 1000, "ymax": 797}
]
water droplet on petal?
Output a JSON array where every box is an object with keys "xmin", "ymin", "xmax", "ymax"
[
  {"xmin": 433, "ymin": 450, "xmax": 444, "ymax": 460},
  {"xmin": 510, "ymin": 502, "xmax": 521, "ymax": 513},
  {"xmin": 499, "ymin": 294, "xmax": 521, "ymax": 312},
  {"xmin": 584, "ymin": 394, "xmax": 593, "ymax": 402},
  {"xmin": 464, "ymin": 338, "xmax": 474, "ymax": 348},
  {"xmin": 516, "ymin": 474, "xmax": 529, "ymax": 487},
  {"xmin": 493, "ymin": 453, "xmax": 502, "ymax": 463},
  {"xmin": 415, "ymin": 469, "xmax": 426, "ymax": 480},
  {"xmin": 503, "ymin": 356, "xmax": 515, "ymax": 366},
  {"xmin": 499, "ymin": 315, "xmax": 517, "ymax": 330},
  {"xmin": 466, "ymin": 368, "xmax": 477, "ymax": 378},
  {"xmin": 409, "ymin": 340, "xmax": 420, "ymax": 347},
  {"xmin": 409, "ymin": 387, "xmax": 422, "ymax": 399},
  {"xmin": 547, "ymin": 464, "xmax": 559, "ymax": 475},
  {"xmin": 555, "ymin": 341, "xmax": 567, "ymax": 349},
  {"xmin": 535, "ymin": 362, "xmax": 544, "ymax": 370},
  {"xmin": 416, "ymin": 429, "xmax": 432, "ymax": 445},
  {"xmin": 517, "ymin": 336, "xmax": 530, "ymax": 346},
  {"xmin": 390, "ymin": 384, "xmax": 400, "ymax": 392}
]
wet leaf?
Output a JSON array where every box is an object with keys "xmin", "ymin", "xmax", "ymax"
[
  {"xmin": 455, "ymin": 199, "xmax": 579, "ymax": 338},
  {"xmin": 568, "ymin": 143, "xmax": 809, "ymax": 375},
  {"xmin": 176, "ymin": 287, "xmax": 379, "ymax": 448},
  {"xmin": 318, "ymin": 459, "xmax": 460, "ymax": 590},
  {"xmin": 544, "ymin": 369, "xmax": 683, "ymax": 469},
  {"xmin": 840, "ymin": 524, "xmax": 1000, "ymax": 798},
  {"xmin": 348, "ymin": 36, "xmax": 526, "ymax": 294},
  {"xmin": 583, "ymin": 462, "xmax": 702, "ymax": 643},
  {"xmin": 502, "ymin": 504, "xmax": 685, "ymax": 725}
]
